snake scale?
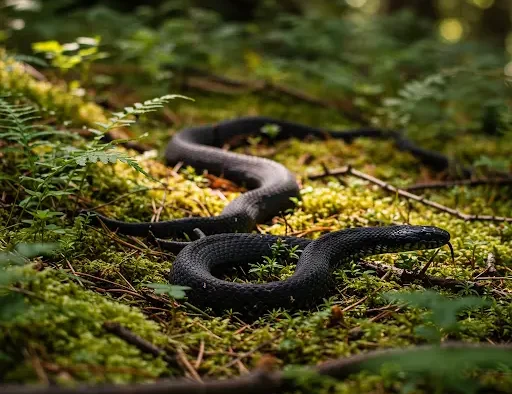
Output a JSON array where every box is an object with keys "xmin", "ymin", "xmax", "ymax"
[{"xmin": 87, "ymin": 116, "xmax": 452, "ymax": 314}]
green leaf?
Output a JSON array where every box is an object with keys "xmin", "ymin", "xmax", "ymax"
[
  {"xmin": 261, "ymin": 123, "xmax": 281, "ymax": 139},
  {"xmin": 384, "ymin": 291, "xmax": 490, "ymax": 331},
  {"xmin": 15, "ymin": 242, "xmax": 58, "ymax": 259},
  {"xmin": 360, "ymin": 345, "xmax": 512, "ymax": 377},
  {"xmin": 93, "ymin": 122, "xmax": 110, "ymax": 130},
  {"xmin": 78, "ymin": 47, "xmax": 98, "ymax": 57},
  {"xmin": 144, "ymin": 283, "xmax": 191, "ymax": 299},
  {"xmin": 12, "ymin": 54, "xmax": 48, "ymax": 67},
  {"xmin": 0, "ymin": 243, "xmax": 57, "ymax": 266}
]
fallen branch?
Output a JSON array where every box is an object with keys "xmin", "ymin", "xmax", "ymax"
[
  {"xmin": 356, "ymin": 260, "xmax": 510, "ymax": 299},
  {"xmin": 3, "ymin": 342, "xmax": 512, "ymax": 394},
  {"xmin": 308, "ymin": 165, "xmax": 512, "ymax": 223},
  {"xmin": 405, "ymin": 177, "xmax": 512, "ymax": 191},
  {"xmin": 103, "ymin": 322, "xmax": 175, "ymax": 365}
]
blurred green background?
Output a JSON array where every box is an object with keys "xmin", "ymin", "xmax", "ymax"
[{"xmin": 1, "ymin": 0, "xmax": 511, "ymax": 137}]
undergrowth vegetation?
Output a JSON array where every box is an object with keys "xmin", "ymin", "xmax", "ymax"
[{"xmin": 0, "ymin": 1, "xmax": 511, "ymax": 393}]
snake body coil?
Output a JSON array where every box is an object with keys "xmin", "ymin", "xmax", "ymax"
[
  {"xmin": 89, "ymin": 116, "xmax": 453, "ymax": 314},
  {"xmin": 172, "ymin": 226, "xmax": 450, "ymax": 314}
]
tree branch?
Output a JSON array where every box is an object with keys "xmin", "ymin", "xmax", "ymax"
[
  {"xmin": 405, "ymin": 178, "xmax": 512, "ymax": 191},
  {"xmin": 356, "ymin": 260, "xmax": 510, "ymax": 299},
  {"xmin": 103, "ymin": 322, "xmax": 175, "ymax": 365},
  {"xmin": 308, "ymin": 166, "xmax": 512, "ymax": 223},
  {"xmin": 3, "ymin": 343, "xmax": 512, "ymax": 394}
]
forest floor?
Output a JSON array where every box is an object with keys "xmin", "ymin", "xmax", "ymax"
[{"xmin": 1, "ymin": 53, "xmax": 512, "ymax": 393}]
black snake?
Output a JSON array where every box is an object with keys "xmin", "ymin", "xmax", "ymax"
[{"xmin": 86, "ymin": 116, "xmax": 453, "ymax": 314}]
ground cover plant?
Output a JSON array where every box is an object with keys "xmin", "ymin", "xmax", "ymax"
[{"xmin": 0, "ymin": 1, "xmax": 511, "ymax": 393}]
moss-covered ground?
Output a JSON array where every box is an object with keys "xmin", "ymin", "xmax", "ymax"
[{"xmin": 1, "ymin": 55, "xmax": 511, "ymax": 393}]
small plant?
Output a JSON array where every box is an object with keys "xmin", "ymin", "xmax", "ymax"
[
  {"xmin": 0, "ymin": 94, "xmax": 78, "ymax": 239},
  {"xmin": 247, "ymin": 135, "xmax": 262, "ymax": 147},
  {"xmin": 341, "ymin": 261, "xmax": 375, "ymax": 278},
  {"xmin": 394, "ymin": 254, "xmax": 420, "ymax": 271},
  {"xmin": 32, "ymin": 37, "xmax": 108, "ymax": 85},
  {"xmin": 382, "ymin": 72, "xmax": 448, "ymax": 128},
  {"xmin": 248, "ymin": 238, "xmax": 301, "ymax": 282},
  {"xmin": 384, "ymin": 290, "xmax": 490, "ymax": 343},
  {"xmin": 180, "ymin": 165, "xmax": 208, "ymax": 185},
  {"xmin": 261, "ymin": 123, "xmax": 281, "ymax": 140},
  {"xmin": 473, "ymin": 155, "xmax": 510, "ymax": 174},
  {"xmin": 143, "ymin": 283, "xmax": 191, "ymax": 300},
  {"xmin": 0, "ymin": 93, "xmax": 189, "ymax": 241}
]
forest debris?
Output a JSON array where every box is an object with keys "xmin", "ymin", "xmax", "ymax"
[
  {"xmin": 356, "ymin": 260, "xmax": 510, "ymax": 299},
  {"xmin": 209, "ymin": 340, "xmax": 274, "ymax": 376},
  {"xmin": 180, "ymin": 69, "xmax": 368, "ymax": 125},
  {"xmin": 474, "ymin": 253, "xmax": 498, "ymax": 279},
  {"xmin": 405, "ymin": 177, "xmax": 512, "ymax": 191},
  {"xmin": 308, "ymin": 165, "xmax": 512, "ymax": 223},
  {"xmin": 194, "ymin": 340, "xmax": 205, "ymax": 370},
  {"xmin": 229, "ymin": 347, "xmax": 250, "ymax": 374},
  {"xmin": 103, "ymin": 322, "xmax": 174, "ymax": 364},
  {"xmin": 418, "ymin": 248, "xmax": 441, "ymax": 276},
  {"xmin": 326, "ymin": 305, "xmax": 345, "ymax": 327},
  {"xmin": 298, "ymin": 153, "xmax": 315, "ymax": 166},
  {"xmin": 205, "ymin": 173, "xmax": 246, "ymax": 192},
  {"xmin": 24, "ymin": 346, "xmax": 49, "ymax": 385},
  {"xmin": 255, "ymin": 354, "xmax": 281, "ymax": 372},
  {"xmin": 176, "ymin": 347, "xmax": 202, "ymax": 382}
]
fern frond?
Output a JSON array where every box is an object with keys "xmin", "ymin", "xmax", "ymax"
[
  {"xmin": 0, "ymin": 96, "xmax": 40, "ymax": 145},
  {"xmin": 71, "ymin": 149, "xmax": 153, "ymax": 179},
  {"xmin": 0, "ymin": 96, "xmax": 71, "ymax": 145},
  {"xmin": 95, "ymin": 94, "xmax": 192, "ymax": 132}
]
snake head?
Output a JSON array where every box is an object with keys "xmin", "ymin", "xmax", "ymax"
[{"xmin": 391, "ymin": 225, "xmax": 450, "ymax": 250}]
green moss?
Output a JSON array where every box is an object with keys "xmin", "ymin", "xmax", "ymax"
[
  {"xmin": 78, "ymin": 254, "xmax": 173, "ymax": 287},
  {"xmin": 0, "ymin": 49, "xmax": 108, "ymax": 128},
  {"xmin": 1, "ymin": 271, "xmax": 170, "ymax": 384}
]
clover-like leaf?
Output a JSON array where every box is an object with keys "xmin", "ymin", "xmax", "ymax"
[{"xmin": 144, "ymin": 283, "xmax": 191, "ymax": 300}]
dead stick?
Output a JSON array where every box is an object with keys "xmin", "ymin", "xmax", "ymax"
[
  {"xmin": 356, "ymin": 260, "xmax": 510, "ymax": 298},
  {"xmin": 308, "ymin": 166, "xmax": 512, "ymax": 223},
  {"xmin": 405, "ymin": 178, "xmax": 512, "ymax": 191},
  {"xmin": 103, "ymin": 322, "xmax": 174, "ymax": 364},
  {"xmin": 176, "ymin": 347, "xmax": 202, "ymax": 382}
]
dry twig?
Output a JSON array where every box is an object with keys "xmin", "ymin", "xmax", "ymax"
[
  {"xmin": 103, "ymin": 322, "xmax": 174, "ymax": 365},
  {"xmin": 176, "ymin": 347, "xmax": 202, "ymax": 382},
  {"xmin": 308, "ymin": 165, "xmax": 512, "ymax": 223},
  {"xmin": 356, "ymin": 260, "xmax": 510, "ymax": 299},
  {"xmin": 405, "ymin": 177, "xmax": 512, "ymax": 191}
]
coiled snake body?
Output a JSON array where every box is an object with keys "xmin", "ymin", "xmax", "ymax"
[{"xmin": 89, "ymin": 116, "xmax": 452, "ymax": 314}]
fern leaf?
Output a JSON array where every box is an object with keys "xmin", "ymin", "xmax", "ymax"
[{"xmin": 95, "ymin": 94, "xmax": 193, "ymax": 132}]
